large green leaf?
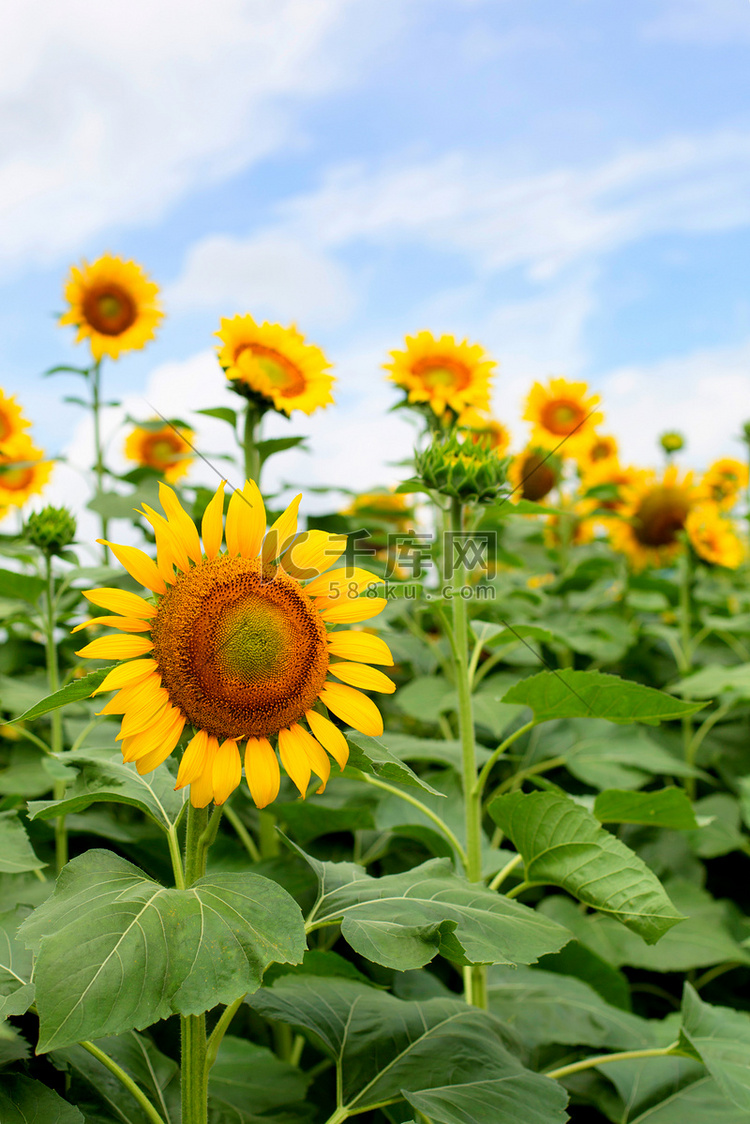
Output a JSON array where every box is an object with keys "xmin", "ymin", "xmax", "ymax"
[
  {"xmin": 501, "ymin": 669, "xmax": 706, "ymax": 725},
  {"xmin": 304, "ymin": 854, "xmax": 571, "ymax": 969},
  {"xmin": 28, "ymin": 745, "xmax": 187, "ymax": 833},
  {"xmin": 552, "ymin": 722, "xmax": 703, "ymax": 790},
  {"xmin": 15, "ymin": 667, "xmax": 114, "ymax": 722},
  {"xmin": 488, "ymin": 965, "xmax": 652, "ymax": 1050},
  {"xmin": 20, "ymin": 849, "xmax": 306, "ymax": 1051},
  {"xmin": 0, "ymin": 906, "xmax": 34, "ymax": 1019},
  {"xmin": 249, "ymin": 975, "xmax": 569, "ymax": 1123},
  {"xmin": 345, "ymin": 732, "xmax": 443, "ymax": 794},
  {"xmin": 686, "ymin": 795, "xmax": 746, "ymax": 858},
  {"xmin": 209, "ymin": 1036, "xmax": 310, "ymax": 1121},
  {"xmin": 594, "ymin": 788, "xmax": 699, "ymax": 830},
  {"xmin": 679, "ymin": 983, "xmax": 750, "ymax": 1112},
  {"xmin": 0, "ymin": 1075, "xmax": 84, "ymax": 1123},
  {"xmin": 670, "ymin": 664, "xmax": 750, "ymax": 699},
  {"xmin": 489, "ymin": 791, "xmax": 683, "ymax": 943},
  {"xmin": 0, "ymin": 810, "xmax": 45, "ymax": 873},
  {"xmin": 629, "ymin": 1079, "xmax": 749, "ymax": 1123},
  {"xmin": 381, "ymin": 733, "xmax": 491, "ymax": 768},
  {"xmin": 0, "ymin": 566, "xmax": 46, "ymax": 603}
]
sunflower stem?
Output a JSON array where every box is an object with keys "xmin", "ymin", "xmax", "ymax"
[
  {"xmin": 43, "ymin": 554, "xmax": 67, "ymax": 872},
  {"xmin": 181, "ymin": 803, "xmax": 210, "ymax": 1124},
  {"xmin": 678, "ymin": 549, "xmax": 696, "ymax": 799},
  {"xmin": 90, "ymin": 359, "xmax": 109, "ymax": 559},
  {"xmin": 243, "ymin": 402, "xmax": 262, "ymax": 486}
]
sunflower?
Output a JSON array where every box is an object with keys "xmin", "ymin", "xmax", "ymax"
[
  {"xmin": 524, "ymin": 377, "xmax": 603, "ymax": 445},
  {"xmin": 124, "ymin": 420, "xmax": 195, "ymax": 483},
  {"xmin": 385, "ymin": 332, "xmax": 494, "ymax": 419},
  {"xmin": 0, "ymin": 390, "xmax": 30, "ymax": 444},
  {"xmin": 579, "ymin": 462, "xmax": 644, "ymax": 515},
  {"xmin": 686, "ymin": 505, "xmax": 744, "ymax": 569},
  {"xmin": 59, "ymin": 255, "xmax": 163, "ymax": 361},
  {"xmin": 699, "ymin": 458, "xmax": 749, "ymax": 510},
  {"xmin": 509, "ymin": 446, "xmax": 561, "ymax": 503},
  {"xmin": 75, "ymin": 482, "xmax": 393, "ymax": 809},
  {"xmin": 570, "ymin": 431, "xmax": 619, "ymax": 474},
  {"xmin": 216, "ymin": 316, "xmax": 334, "ymax": 417},
  {"xmin": 460, "ymin": 412, "xmax": 511, "ymax": 457},
  {"xmin": 0, "ymin": 435, "xmax": 52, "ymax": 508},
  {"xmin": 611, "ymin": 465, "xmax": 694, "ymax": 570}
]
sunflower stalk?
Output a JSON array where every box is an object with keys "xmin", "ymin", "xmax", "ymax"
[
  {"xmin": 181, "ymin": 803, "xmax": 211, "ymax": 1124},
  {"xmin": 89, "ymin": 358, "xmax": 109, "ymax": 559},
  {"xmin": 42, "ymin": 553, "xmax": 67, "ymax": 872},
  {"xmin": 242, "ymin": 402, "xmax": 262, "ymax": 486},
  {"xmin": 678, "ymin": 548, "xmax": 697, "ymax": 799}
]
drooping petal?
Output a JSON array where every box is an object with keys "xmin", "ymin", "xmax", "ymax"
[
  {"xmin": 319, "ymin": 597, "xmax": 388, "ymax": 625},
  {"xmin": 319, "ymin": 683, "xmax": 383, "ymax": 736},
  {"xmin": 190, "ymin": 765, "xmax": 215, "ymax": 808},
  {"xmin": 288, "ymin": 723, "xmax": 330, "ymax": 793},
  {"xmin": 305, "ymin": 568, "xmax": 381, "ymax": 600},
  {"xmin": 326, "ymin": 631, "xmax": 393, "ymax": 666},
  {"xmin": 98, "ymin": 541, "xmax": 166, "ymax": 595},
  {"xmin": 278, "ymin": 725, "xmax": 311, "ymax": 797},
  {"xmin": 212, "ymin": 739, "xmax": 242, "ymax": 804},
  {"xmin": 76, "ymin": 635, "xmax": 154, "ymax": 660},
  {"xmin": 262, "ymin": 494, "xmax": 301, "ymax": 565},
  {"xmin": 201, "ymin": 480, "xmax": 226, "ymax": 559},
  {"xmin": 159, "ymin": 483, "xmax": 203, "ymax": 563},
  {"xmin": 72, "ymin": 615, "xmax": 153, "ymax": 634},
  {"xmin": 175, "ymin": 729, "xmax": 210, "ymax": 789},
  {"xmin": 328, "ymin": 663, "xmax": 395, "ymax": 693},
  {"xmin": 305, "ymin": 709, "xmax": 349, "ymax": 770},
  {"xmin": 92, "ymin": 660, "xmax": 159, "ymax": 695},
  {"xmin": 134, "ymin": 711, "xmax": 186, "ymax": 774},
  {"xmin": 83, "ymin": 588, "xmax": 157, "ymax": 618},
  {"xmin": 281, "ymin": 530, "xmax": 347, "ymax": 580},
  {"xmin": 245, "ymin": 737, "xmax": 280, "ymax": 808}
]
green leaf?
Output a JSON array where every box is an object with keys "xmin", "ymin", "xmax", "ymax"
[
  {"xmin": 196, "ymin": 406, "xmax": 238, "ymax": 427},
  {"xmin": 15, "ymin": 667, "xmax": 114, "ymax": 722},
  {"xmin": 0, "ymin": 810, "xmax": 45, "ymax": 873},
  {"xmin": 489, "ymin": 791, "xmax": 684, "ymax": 943},
  {"xmin": 679, "ymin": 983, "xmax": 750, "ymax": 1112},
  {"xmin": 209, "ymin": 1036, "xmax": 310, "ymax": 1120},
  {"xmin": 501, "ymin": 669, "xmax": 706, "ymax": 725},
  {"xmin": 488, "ymin": 965, "xmax": 652, "ymax": 1050},
  {"xmin": 304, "ymin": 854, "xmax": 571, "ymax": 969},
  {"xmin": 629, "ymin": 1077, "xmax": 750, "ymax": 1123},
  {"xmin": 28, "ymin": 745, "xmax": 187, "ymax": 833},
  {"xmin": 686, "ymin": 795, "xmax": 746, "ymax": 858},
  {"xmin": 87, "ymin": 484, "xmax": 160, "ymax": 520},
  {"xmin": 249, "ymin": 975, "xmax": 569, "ymax": 1123},
  {"xmin": 594, "ymin": 788, "xmax": 699, "ymax": 830},
  {"xmin": 256, "ymin": 436, "xmax": 308, "ymax": 466},
  {"xmin": 0, "ymin": 566, "xmax": 45, "ymax": 603},
  {"xmin": 20, "ymin": 849, "xmax": 306, "ymax": 1051},
  {"xmin": 671, "ymin": 664, "xmax": 750, "ymax": 699},
  {"xmin": 0, "ymin": 1075, "xmax": 84, "ymax": 1123},
  {"xmin": 0, "ymin": 906, "xmax": 35, "ymax": 1019},
  {"xmin": 375, "ymin": 732, "xmax": 491, "ymax": 769},
  {"xmin": 556, "ymin": 722, "xmax": 704, "ymax": 790},
  {"xmin": 395, "ymin": 675, "xmax": 452, "ymax": 722},
  {"xmin": 345, "ymin": 732, "xmax": 443, "ymax": 795}
]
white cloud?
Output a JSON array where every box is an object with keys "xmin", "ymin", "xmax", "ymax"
[{"xmin": 645, "ymin": 0, "xmax": 750, "ymax": 44}]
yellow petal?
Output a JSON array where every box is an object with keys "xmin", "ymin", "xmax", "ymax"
[
  {"xmin": 76, "ymin": 635, "xmax": 154, "ymax": 660},
  {"xmin": 245, "ymin": 737, "xmax": 280, "ymax": 809},
  {"xmin": 238, "ymin": 479, "xmax": 266, "ymax": 559},
  {"xmin": 328, "ymin": 663, "xmax": 395, "ymax": 693},
  {"xmin": 319, "ymin": 597, "xmax": 388, "ymax": 625},
  {"xmin": 319, "ymin": 683, "xmax": 383, "ymax": 736},
  {"xmin": 99, "ymin": 541, "xmax": 166, "ymax": 595},
  {"xmin": 141, "ymin": 504, "xmax": 191, "ymax": 573},
  {"xmin": 98, "ymin": 675, "xmax": 163, "ymax": 716},
  {"xmin": 281, "ymin": 530, "xmax": 347, "ymax": 580},
  {"xmin": 212, "ymin": 739, "xmax": 242, "ymax": 805},
  {"xmin": 134, "ymin": 711, "xmax": 186, "ymax": 775},
  {"xmin": 326, "ymin": 631, "xmax": 393, "ymax": 666},
  {"xmin": 83, "ymin": 588, "xmax": 157, "ymax": 618},
  {"xmin": 176, "ymin": 729, "xmax": 210, "ymax": 788},
  {"xmin": 159, "ymin": 483, "xmax": 203, "ymax": 564},
  {"xmin": 72, "ymin": 615, "xmax": 153, "ymax": 634},
  {"xmin": 201, "ymin": 480, "xmax": 226, "ymax": 560},
  {"xmin": 92, "ymin": 660, "xmax": 159, "ymax": 695},
  {"xmin": 225, "ymin": 487, "xmax": 251, "ymax": 557},
  {"xmin": 190, "ymin": 761, "xmax": 215, "ymax": 808},
  {"xmin": 262, "ymin": 494, "xmax": 301, "ymax": 565},
  {"xmin": 118, "ymin": 695, "xmax": 170, "ymax": 743},
  {"xmin": 305, "ymin": 568, "xmax": 381, "ymax": 600},
  {"xmin": 305, "ymin": 710, "xmax": 349, "ymax": 770},
  {"xmin": 288, "ymin": 723, "xmax": 330, "ymax": 793},
  {"xmin": 121, "ymin": 703, "xmax": 182, "ymax": 762},
  {"xmin": 278, "ymin": 725, "xmax": 311, "ymax": 797}
]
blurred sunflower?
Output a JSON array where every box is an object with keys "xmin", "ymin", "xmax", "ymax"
[
  {"xmin": 611, "ymin": 465, "xmax": 694, "ymax": 570},
  {"xmin": 571, "ymin": 431, "xmax": 619, "ymax": 474},
  {"xmin": 0, "ymin": 390, "xmax": 30, "ymax": 444},
  {"xmin": 685, "ymin": 505, "xmax": 744, "ymax": 569},
  {"xmin": 461, "ymin": 413, "xmax": 512, "ymax": 457},
  {"xmin": 509, "ymin": 446, "xmax": 561, "ymax": 503},
  {"xmin": 0, "ymin": 435, "xmax": 52, "ymax": 508},
  {"xmin": 699, "ymin": 458, "xmax": 749, "ymax": 510},
  {"xmin": 524, "ymin": 378, "xmax": 602, "ymax": 444},
  {"xmin": 60, "ymin": 255, "xmax": 163, "ymax": 360},
  {"xmin": 385, "ymin": 331, "xmax": 494, "ymax": 419},
  {"xmin": 580, "ymin": 462, "xmax": 644, "ymax": 515},
  {"xmin": 75, "ymin": 482, "xmax": 393, "ymax": 809},
  {"xmin": 124, "ymin": 420, "xmax": 195, "ymax": 483},
  {"xmin": 216, "ymin": 315, "xmax": 334, "ymax": 417}
]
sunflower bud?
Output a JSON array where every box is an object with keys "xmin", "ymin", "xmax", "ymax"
[
  {"xmin": 26, "ymin": 506, "xmax": 77, "ymax": 555},
  {"xmin": 659, "ymin": 431, "xmax": 685, "ymax": 455},
  {"xmin": 415, "ymin": 433, "xmax": 509, "ymax": 503}
]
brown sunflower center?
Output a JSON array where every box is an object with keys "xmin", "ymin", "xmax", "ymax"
[
  {"xmin": 412, "ymin": 356, "xmax": 471, "ymax": 393},
  {"xmin": 82, "ymin": 284, "xmax": 138, "ymax": 336},
  {"xmin": 150, "ymin": 555, "xmax": 329, "ymax": 739},
  {"xmin": 540, "ymin": 398, "xmax": 586, "ymax": 436},
  {"xmin": 235, "ymin": 344, "xmax": 306, "ymax": 397},
  {"xmin": 0, "ymin": 456, "xmax": 34, "ymax": 492},
  {"xmin": 520, "ymin": 453, "xmax": 556, "ymax": 501},
  {"xmin": 591, "ymin": 439, "xmax": 613, "ymax": 462},
  {"xmin": 633, "ymin": 487, "xmax": 690, "ymax": 548},
  {"xmin": 142, "ymin": 433, "xmax": 182, "ymax": 470}
]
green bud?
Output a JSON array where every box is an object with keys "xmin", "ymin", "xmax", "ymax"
[
  {"xmin": 659, "ymin": 431, "xmax": 685, "ymax": 454},
  {"xmin": 415, "ymin": 433, "xmax": 509, "ymax": 503},
  {"xmin": 26, "ymin": 506, "xmax": 77, "ymax": 555}
]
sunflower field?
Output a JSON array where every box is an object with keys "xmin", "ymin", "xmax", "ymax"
[{"xmin": 2, "ymin": 256, "xmax": 750, "ymax": 1124}]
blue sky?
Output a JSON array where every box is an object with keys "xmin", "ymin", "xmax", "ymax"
[{"xmin": 3, "ymin": 0, "xmax": 750, "ymax": 517}]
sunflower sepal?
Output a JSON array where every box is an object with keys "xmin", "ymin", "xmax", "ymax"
[{"xmin": 415, "ymin": 433, "xmax": 510, "ymax": 504}]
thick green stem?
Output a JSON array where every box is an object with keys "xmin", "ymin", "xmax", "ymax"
[
  {"xmin": 546, "ymin": 1042, "xmax": 682, "ymax": 1081},
  {"xmin": 678, "ymin": 550, "xmax": 696, "ymax": 798},
  {"xmin": 43, "ymin": 555, "xmax": 67, "ymax": 872},
  {"xmin": 243, "ymin": 402, "xmax": 262, "ymax": 485},
  {"xmin": 449, "ymin": 496, "xmax": 487, "ymax": 1010},
  {"xmin": 90, "ymin": 359, "xmax": 109, "ymax": 558},
  {"xmin": 181, "ymin": 804, "xmax": 210, "ymax": 1124},
  {"xmin": 79, "ymin": 1040, "xmax": 167, "ymax": 1124}
]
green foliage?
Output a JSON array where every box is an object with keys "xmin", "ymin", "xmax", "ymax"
[
  {"xmin": 0, "ymin": 810, "xmax": 45, "ymax": 873},
  {"xmin": 501, "ymin": 669, "xmax": 707, "ymax": 725},
  {"xmin": 0, "ymin": 1075, "xmax": 84, "ymax": 1123},
  {"xmin": 15, "ymin": 665, "xmax": 114, "ymax": 721}
]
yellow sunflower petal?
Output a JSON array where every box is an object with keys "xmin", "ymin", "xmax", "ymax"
[
  {"xmin": 225, "ymin": 484, "xmax": 264, "ymax": 558},
  {"xmin": 285, "ymin": 723, "xmax": 330, "ymax": 793},
  {"xmin": 120, "ymin": 703, "xmax": 182, "ymax": 762},
  {"xmin": 305, "ymin": 710, "xmax": 349, "ymax": 770},
  {"xmin": 201, "ymin": 480, "xmax": 226, "ymax": 560},
  {"xmin": 190, "ymin": 738, "xmax": 220, "ymax": 807},
  {"xmin": 134, "ymin": 711, "xmax": 186, "ymax": 774},
  {"xmin": 117, "ymin": 692, "xmax": 171, "ymax": 741},
  {"xmin": 319, "ymin": 597, "xmax": 388, "ymax": 624},
  {"xmin": 141, "ymin": 504, "xmax": 191, "ymax": 574},
  {"xmin": 278, "ymin": 725, "xmax": 311, "ymax": 797},
  {"xmin": 326, "ymin": 631, "xmax": 393, "ymax": 666},
  {"xmin": 98, "ymin": 541, "xmax": 166, "ymax": 595},
  {"xmin": 76, "ymin": 635, "xmax": 154, "ymax": 660},
  {"xmin": 91, "ymin": 660, "xmax": 159, "ymax": 696},
  {"xmin": 319, "ymin": 683, "xmax": 384, "ymax": 737},
  {"xmin": 212, "ymin": 739, "xmax": 242, "ymax": 805},
  {"xmin": 328, "ymin": 663, "xmax": 395, "ymax": 693},
  {"xmin": 176, "ymin": 729, "xmax": 210, "ymax": 789},
  {"xmin": 281, "ymin": 530, "xmax": 347, "ymax": 580},
  {"xmin": 262, "ymin": 494, "xmax": 301, "ymax": 565},
  {"xmin": 72, "ymin": 615, "xmax": 153, "ymax": 634},
  {"xmin": 245, "ymin": 737, "xmax": 280, "ymax": 808},
  {"xmin": 159, "ymin": 483, "xmax": 203, "ymax": 564},
  {"xmin": 83, "ymin": 588, "xmax": 157, "ymax": 618},
  {"xmin": 305, "ymin": 568, "xmax": 381, "ymax": 600},
  {"xmin": 98, "ymin": 674, "xmax": 163, "ymax": 716}
]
